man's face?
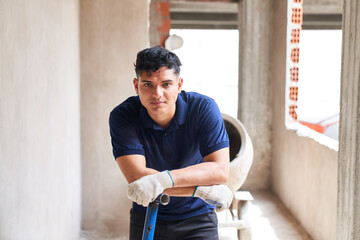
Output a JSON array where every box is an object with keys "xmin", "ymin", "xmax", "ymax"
[{"xmin": 134, "ymin": 66, "xmax": 183, "ymax": 126}]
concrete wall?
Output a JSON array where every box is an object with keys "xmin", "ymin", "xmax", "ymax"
[
  {"xmin": 80, "ymin": 0, "xmax": 149, "ymax": 237},
  {"xmin": 237, "ymin": 0, "xmax": 273, "ymax": 190},
  {"xmin": 0, "ymin": 1, "xmax": 81, "ymax": 240},
  {"xmin": 303, "ymin": 0, "xmax": 342, "ymax": 14},
  {"xmin": 270, "ymin": 1, "xmax": 338, "ymax": 240},
  {"xmin": 337, "ymin": 0, "xmax": 360, "ymax": 238}
]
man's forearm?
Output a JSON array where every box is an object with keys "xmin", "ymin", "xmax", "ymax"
[
  {"xmin": 170, "ymin": 161, "xmax": 228, "ymax": 188},
  {"xmin": 125, "ymin": 148, "xmax": 231, "ymax": 208},
  {"xmin": 119, "ymin": 148, "xmax": 229, "ymax": 191},
  {"xmin": 126, "ymin": 162, "xmax": 227, "ymax": 188},
  {"xmin": 163, "ymin": 186, "xmax": 196, "ymax": 197},
  {"xmin": 169, "ymin": 148, "xmax": 230, "ymax": 188},
  {"xmin": 117, "ymin": 155, "xmax": 159, "ymax": 184}
]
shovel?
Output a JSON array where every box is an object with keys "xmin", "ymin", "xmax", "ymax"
[{"xmin": 142, "ymin": 194, "xmax": 170, "ymax": 240}]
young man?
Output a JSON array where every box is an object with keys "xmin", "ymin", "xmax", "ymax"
[{"xmin": 109, "ymin": 46, "xmax": 233, "ymax": 240}]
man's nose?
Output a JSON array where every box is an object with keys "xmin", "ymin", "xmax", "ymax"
[{"xmin": 152, "ymin": 85, "xmax": 163, "ymax": 98}]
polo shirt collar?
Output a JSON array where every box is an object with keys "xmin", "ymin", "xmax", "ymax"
[{"xmin": 139, "ymin": 94, "xmax": 189, "ymax": 130}]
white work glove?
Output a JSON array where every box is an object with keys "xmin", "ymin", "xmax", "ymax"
[
  {"xmin": 127, "ymin": 171, "xmax": 174, "ymax": 207},
  {"xmin": 193, "ymin": 185, "xmax": 233, "ymax": 212}
]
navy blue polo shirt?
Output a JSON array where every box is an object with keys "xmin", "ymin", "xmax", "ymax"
[{"xmin": 109, "ymin": 90, "xmax": 229, "ymax": 221}]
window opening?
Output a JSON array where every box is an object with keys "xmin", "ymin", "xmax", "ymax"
[
  {"xmin": 170, "ymin": 29, "xmax": 239, "ymax": 118},
  {"xmin": 285, "ymin": 0, "xmax": 341, "ymax": 146},
  {"xmin": 297, "ymin": 30, "xmax": 341, "ymax": 141}
]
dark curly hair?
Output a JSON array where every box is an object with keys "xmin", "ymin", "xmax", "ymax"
[{"xmin": 134, "ymin": 46, "xmax": 182, "ymax": 77}]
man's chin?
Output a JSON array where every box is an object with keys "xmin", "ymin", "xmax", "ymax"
[
  {"xmin": 149, "ymin": 103, "xmax": 166, "ymax": 109},
  {"xmin": 147, "ymin": 105, "xmax": 165, "ymax": 113}
]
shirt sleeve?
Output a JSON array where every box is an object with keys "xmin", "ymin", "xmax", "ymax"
[
  {"xmin": 198, "ymin": 98, "xmax": 229, "ymax": 157},
  {"xmin": 109, "ymin": 108, "xmax": 145, "ymax": 160}
]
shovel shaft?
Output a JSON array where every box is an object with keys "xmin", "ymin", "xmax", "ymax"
[{"xmin": 142, "ymin": 194, "xmax": 170, "ymax": 240}]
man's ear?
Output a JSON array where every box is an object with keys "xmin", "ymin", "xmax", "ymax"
[
  {"xmin": 133, "ymin": 78, "xmax": 139, "ymax": 94},
  {"xmin": 177, "ymin": 77, "xmax": 183, "ymax": 93}
]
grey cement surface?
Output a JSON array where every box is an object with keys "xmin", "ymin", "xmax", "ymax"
[
  {"xmin": 250, "ymin": 191, "xmax": 312, "ymax": 240},
  {"xmin": 237, "ymin": 0, "xmax": 273, "ymax": 190},
  {"xmin": 218, "ymin": 191, "xmax": 312, "ymax": 240},
  {"xmin": 337, "ymin": 0, "xmax": 360, "ymax": 238},
  {"xmin": 270, "ymin": 1, "xmax": 338, "ymax": 240}
]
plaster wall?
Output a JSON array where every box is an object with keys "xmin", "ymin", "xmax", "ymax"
[
  {"xmin": 80, "ymin": 0, "xmax": 149, "ymax": 237},
  {"xmin": 270, "ymin": 1, "xmax": 337, "ymax": 240},
  {"xmin": 0, "ymin": 1, "xmax": 81, "ymax": 239}
]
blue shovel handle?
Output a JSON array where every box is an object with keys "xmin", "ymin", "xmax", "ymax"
[{"xmin": 142, "ymin": 194, "xmax": 170, "ymax": 240}]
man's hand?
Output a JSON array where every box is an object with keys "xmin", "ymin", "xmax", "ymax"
[
  {"xmin": 127, "ymin": 171, "xmax": 173, "ymax": 207},
  {"xmin": 193, "ymin": 185, "xmax": 233, "ymax": 212}
]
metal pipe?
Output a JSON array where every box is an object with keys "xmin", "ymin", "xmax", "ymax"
[{"xmin": 142, "ymin": 194, "xmax": 170, "ymax": 240}]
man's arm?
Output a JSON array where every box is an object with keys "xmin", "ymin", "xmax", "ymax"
[
  {"xmin": 169, "ymin": 147, "xmax": 229, "ymax": 187},
  {"xmin": 117, "ymin": 154, "xmax": 196, "ymax": 196},
  {"xmin": 116, "ymin": 147, "xmax": 229, "ymax": 196},
  {"xmin": 116, "ymin": 154, "xmax": 157, "ymax": 183}
]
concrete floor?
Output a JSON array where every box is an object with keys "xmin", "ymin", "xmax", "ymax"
[
  {"xmin": 218, "ymin": 190, "xmax": 312, "ymax": 240},
  {"xmin": 81, "ymin": 190, "xmax": 312, "ymax": 240}
]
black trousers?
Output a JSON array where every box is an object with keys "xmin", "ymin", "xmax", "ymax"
[{"xmin": 129, "ymin": 208, "xmax": 219, "ymax": 240}]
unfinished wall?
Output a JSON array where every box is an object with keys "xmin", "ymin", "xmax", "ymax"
[
  {"xmin": 337, "ymin": 0, "xmax": 360, "ymax": 238},
  {"xmin": 302, "ymin": 0, "xmax": 342, "ymax": 14},
  {"xmin": 270, "ymin": 1, "xmax": 338, "ymax": 240},
  {"xmin": 150, "ymin": 0, "xmax": 171, "ymax": 47},
  {"xmin": 0, "ymin": 1, "xmax": 81, "ymax": 239},
  {"xmin": 80, "ymin": 0, "xmax": 149, "ymax": 237},
  {"xmin": 237, "ymin": 0, "xmax": 273, "ymax": 190}
]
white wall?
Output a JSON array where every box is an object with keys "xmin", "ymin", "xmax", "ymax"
[
  {"xmin": 80, "ymin": 0, "xmax": 149, "ymax": 237},
  {"xmin": 270, "ymin": 1, "xmax": 338, "ymax": 240},
  {"xmin": 0, "ymin": 1, "xmax": 81, "ymax": 239}
]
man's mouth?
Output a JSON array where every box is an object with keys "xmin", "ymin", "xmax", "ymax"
[{"xmin": 151, "ymin": 101, "xmax": 165, "ymax": 105}]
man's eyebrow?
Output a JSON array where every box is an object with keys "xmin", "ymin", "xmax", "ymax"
[{"xmin": 139, "ymin": 79, "xmax": 173, "ymax": 82}]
